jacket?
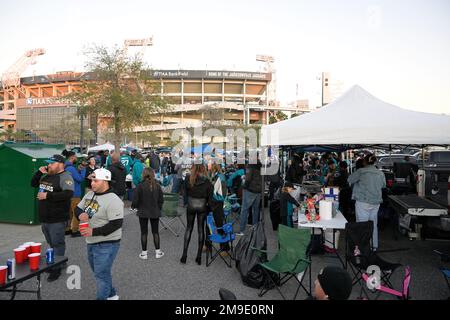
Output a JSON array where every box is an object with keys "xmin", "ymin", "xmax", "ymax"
[
  {"xmin": 132, "ymin": 160, "xmax": 145, "ymax": 187},
  {"xmin": 131, "ymin": 181, "xmax": 164, "ymax": 219},
  {"xmin": 108, "ymin": 161, "xmax": 127, "ymax": 196},
  {"xmin": 348, "ymin": 165, "xmax": 386, "ymax": 205},
  {"xmin": 31, "ymin": 170, "xmax": 74, "ymax": 223},
  {"xmin": 85, "ymin": 165, "xmax": 97, "ymax": 189},
  {"xmin": 149, "ymin": 153, "xmax": 160, "ymax": 171},
  {"xmin": 243, "ymin": 164, "xmax": 262, "ymax": 194},
  {"xmin": 65, "ymin": 161, "xmax": 86, "ymax": 198},
  {"xmin": 184, "ymin": 175, "xmax": 213, "ymax": 211}
]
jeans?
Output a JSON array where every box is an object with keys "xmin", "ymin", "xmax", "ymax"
[
  {"xmin": 41, "ymin": 221, "xmax": 67, "ymax": 257},
  {"xmin": 87, "ymin": 242, "xmax": 120, "ymax": 300},
  {"xmin": 355, "ymin": 201, "xmax": 380, "ymax": 249},
  {"xmin": 240, "ymin": 189, "xmax": 261, "ymax": 232}
]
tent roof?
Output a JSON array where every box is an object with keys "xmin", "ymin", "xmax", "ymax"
[
  {"xmin": 88, "ymin": 142, "xmax": 115, "ymax": 152},
  {"xmin": 261, "ymin": 85, "xmax": 450, "ymax": 147},
  {"xmin": 0, "ymin": 142, "xmax": 65, "ymax": 159}
]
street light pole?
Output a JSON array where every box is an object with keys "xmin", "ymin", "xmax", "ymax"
[{"xmin": 80, "ymin": 113, "xmax": 84, "ymax": 154}]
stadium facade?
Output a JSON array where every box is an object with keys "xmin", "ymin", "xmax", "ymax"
[{"xmin": 0, "ymin": 69, "xmax": 272, "ymax": 144}]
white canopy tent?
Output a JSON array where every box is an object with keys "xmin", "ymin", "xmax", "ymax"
[
  {"xmin": 87, "ymin": 142, "xmax": 115, "ymax": 152},
  {"xmin": 261, "ymin": 85, "xmax": 450, "ymax": 147}
]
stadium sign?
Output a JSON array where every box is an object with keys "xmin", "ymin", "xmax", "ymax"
[{"xmin": 151, "ymin": 70, "xmax": 271, "ymax": 81}]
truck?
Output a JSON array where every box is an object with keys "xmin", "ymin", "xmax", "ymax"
[{"xmin": 388, "ymin": 150, "xmax": 450, "ymax": 240}]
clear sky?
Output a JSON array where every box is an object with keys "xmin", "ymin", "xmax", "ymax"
[{"xmin": 1, "ymin": 0, "xmax": 449, "ymax": 113}]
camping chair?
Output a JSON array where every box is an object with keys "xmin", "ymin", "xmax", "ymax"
[
  {"xmin": 362, "ymin": 265, "xmax": 411, "ymax": 300},
  {"xmin": 159, "ymin": 193, "xmax": 185, "ymax": 237},
  {"xmin": 433, "ymin": 250, "xmax": 450, "ymax": 299},
  {"xmin": 206, "ymin": 213, "xmax": 235, "ymax": 268},
  {"xmin": 253, "ymin": 225, "xmax": 312, "ymax": 300},
  {"xmin": 345, "ymin": 221, "xmax": 402, "ymax": 300}
]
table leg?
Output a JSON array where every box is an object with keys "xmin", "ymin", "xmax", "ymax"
[
  {"xmin": 10, "ymin": 284, "xmax": 17, "ymax": 300},
  {"xmin": 37, "ymin": 274, "xmax": 42, "ymax": 300},
  {"xmin": 333, "ymin": 229, "xmax": 345, "ymax": 268}
]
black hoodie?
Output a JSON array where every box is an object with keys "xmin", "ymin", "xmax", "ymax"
[{"xmin": 107, "ymin": 162, "xmax": 127, "ymax": 197}]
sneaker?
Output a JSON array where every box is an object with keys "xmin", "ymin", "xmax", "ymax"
[
  {"xmin": 107, "ymin": 295, "xmax": 120, "ymax": 300},
  {"xmin": 155, "ymin": 250, "xmax": 164, "ymax": 259},
  {"xmin": 139, "ymin": 252, "xmax": 148, "ymax": 260},
  {"xmin": 236, "ymin": 232, "xmax": 244, "ymax": 236}
]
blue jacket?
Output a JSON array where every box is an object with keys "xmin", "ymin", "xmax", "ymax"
[
  {"xmin": 347, "ymin": 165, "xmax": 386, "ymax": 205},
  {"xmin": 132, "ymin": 160, "xmax": 145, "ymax": 187},
  {"xmin": 65, "ymin": 161, "xmax": 86, "ymax": 198}
]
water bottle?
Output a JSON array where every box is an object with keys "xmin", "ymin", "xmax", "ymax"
[{"xmin": 354, "ymin": 245, "xmax": 361, "ymax": 265}]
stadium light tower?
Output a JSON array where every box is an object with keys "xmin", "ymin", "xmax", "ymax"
[
  {"xmin": 256, "ymin": 55, "xmax": 276, "ymax": 106},
  {"xmin": 2, "ymin": 48, "xmax": 46, "ymax": 89},
  {"xmin": 123, "ymin": 37, "xmax": 153, "ymax": 60}
]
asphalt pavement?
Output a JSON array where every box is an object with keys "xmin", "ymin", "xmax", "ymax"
[{"xmin": 1, "ymin": 203, "xmax": 449, "ymax": 300}]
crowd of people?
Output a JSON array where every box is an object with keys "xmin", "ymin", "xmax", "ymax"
[{"xmin": 31, "ymin": 146, "xmax": 383, "ymax": 300}]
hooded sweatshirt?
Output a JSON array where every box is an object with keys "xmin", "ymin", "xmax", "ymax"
[
  {"xmin": 65, "ymin": 161, "xmax": 86, "ymax": 198},
  {"xmin": 107, "ymin": 161, "xmax": 127, "ymax": 197}
]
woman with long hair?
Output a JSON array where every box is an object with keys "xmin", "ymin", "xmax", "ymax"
[
  {"xmin": 180, "ymin": 164, "xmax": 213, "ymax": 265},
  {"xmin": 132, "ymin": 168, "xmax": 164, "ymax": 260}
]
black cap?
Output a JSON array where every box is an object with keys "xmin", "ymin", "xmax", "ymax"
[
  {"xmin": 284, "ymin": 182, "xmax": 294, "ymax": 188},
  {"xmin": 46, "ymin": 154, "xmax": 66, "ymax": 164},
  {"xmin": 317, "ymin": 266, "xmax": 352, "ymax": 300}
]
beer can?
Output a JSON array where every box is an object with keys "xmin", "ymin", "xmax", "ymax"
[
  {"xmin": 7, "ymin": 258, "xmax": 16, "ymax": 280},
  {"xmin": 46, "ymin": 248, "xmax": 54, "ymax": 264}
]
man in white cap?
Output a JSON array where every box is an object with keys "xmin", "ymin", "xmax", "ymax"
[{"xmin": 75, "ymin": 168, "xmax": 124, "ymax": 300}]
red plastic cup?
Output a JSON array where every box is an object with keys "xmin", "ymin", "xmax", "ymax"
[
  {"xmin": 79, "ymin": 222, "xmax": 89, "ymax": 234},
  {"xmin": 28, "ymin": 253, "xmax": 41, "ymax": 270},
  {"xmin": 31, "ymin": 243, "xmax": 42, "ymax": 254},
  {"xmin": 20, "ymin": 245, "xmax": 31, "ymax": 260},
  {"xmin": 14, "ymin": 247, "xmax": 26, "ymax": 264},
  {"xmin": 0, "ymin": 266, "xmax": 7, "ymax": 285}
]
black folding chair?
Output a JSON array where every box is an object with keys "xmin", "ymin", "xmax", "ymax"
[{"xmin": 345, "ymin": 221, "xmax": 402, "ymax": 299}]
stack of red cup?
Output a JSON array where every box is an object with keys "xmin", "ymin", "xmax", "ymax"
[{"xmin": 14, "ymin": 247, "xmax": 26, "ymax": 264}]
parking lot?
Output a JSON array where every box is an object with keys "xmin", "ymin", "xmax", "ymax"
[{"xmin": 1, "ymin": 204, "xmax": 449, "ymax": 300}]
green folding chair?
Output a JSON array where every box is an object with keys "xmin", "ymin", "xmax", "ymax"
[
  {"xmin": 159, "ymin": 193, "xmax": 185, "ymax": 237},
  {"xmin": 253, "ymin": 225, "xmax": 312, "ymax": 300}
]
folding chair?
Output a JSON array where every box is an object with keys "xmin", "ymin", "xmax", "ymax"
[
  {"xmin": 254, "ymin": 224, "xmax": 312, "ymax": 300},
  {"xmin": 433, "ymin": 250, "xmax": 450, "ymax": 299},
  {"xmin": 345, "ymin": 221, "xmax": 402, "ymax": 300},
  {"xmin": 206, "ymin": 213, "xmax": 235, "ymax": 268},
  {"xmin": 159, "ymin": 193, "xmax": 185, "ymax": 237}
]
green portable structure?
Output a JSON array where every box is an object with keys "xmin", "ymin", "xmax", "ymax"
[{"xmin": 0, "ymin": 142, "xmax": 65, "ymax": 224}]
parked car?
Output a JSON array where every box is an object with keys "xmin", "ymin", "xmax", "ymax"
[{"xmin": 375, "ymin": 154, "xmax": 418, "ymax": 171}]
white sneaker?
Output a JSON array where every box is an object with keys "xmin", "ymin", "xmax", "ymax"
[
  {"xmin": 236, "ymin": 232, "xmax": 244, "ymax": 236},
  {"xmin": 155, "ymin": 250, "xmax": 164, "ymax": 259},
  {"xmin": 139, "ymin": 251, "xmax": 148, "ymax": 260},
  {"xmin": 107, "ymin": 295, "xmax": 119, "ymax": 300}
]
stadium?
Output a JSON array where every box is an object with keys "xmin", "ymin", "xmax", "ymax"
[{"xmin": 0, "ymin": 68, "xmax": 274, "ymax": 145}]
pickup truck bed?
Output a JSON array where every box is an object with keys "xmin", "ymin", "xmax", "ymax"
[{"xmin": 388, "ymin": 194, "xmax": 448, "ymax": 217}]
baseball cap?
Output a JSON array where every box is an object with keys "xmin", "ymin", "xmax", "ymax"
[
  {"xmin": 91, "ymin": 168, "xmax": 112, "ymax": 181},
  {"xmin": 317, "ymin": 266, "xmax": 352, "ymax": 300},
  {"xmin": 46, "ymin": 154, "xmax": 66, "ymax": 164}
]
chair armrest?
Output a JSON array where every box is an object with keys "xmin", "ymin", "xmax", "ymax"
[{"xmin": 290, "ymin": 257, "xmax": 311, "ymax": 273}]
